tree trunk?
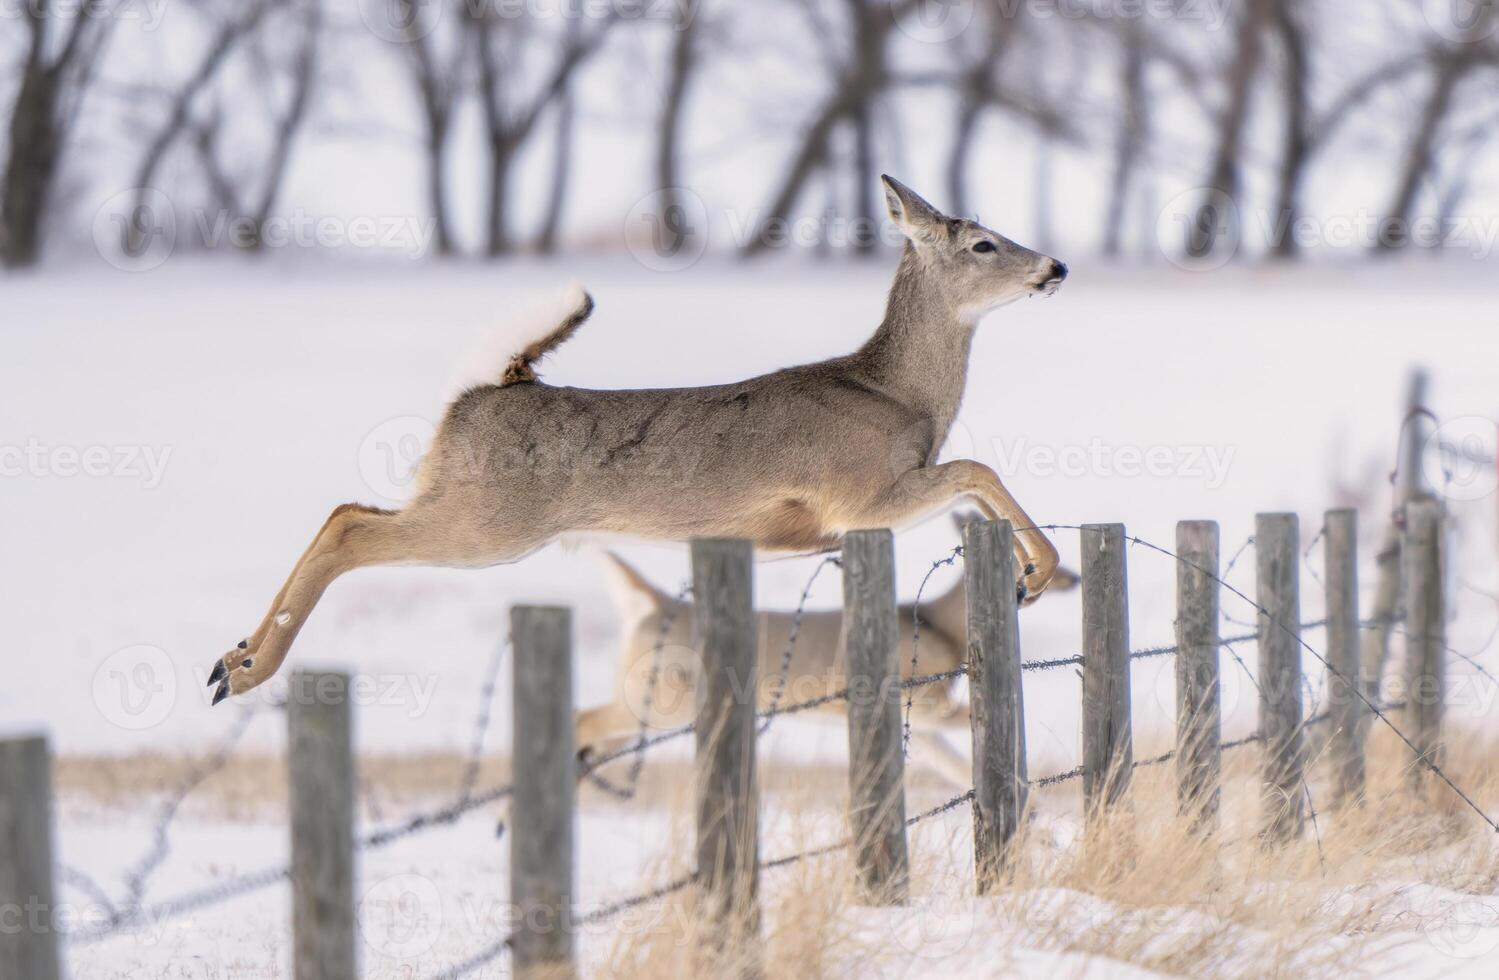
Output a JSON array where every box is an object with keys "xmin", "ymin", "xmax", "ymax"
[
  {"xmin": 850, "ymin": 100, "xmax": 877, "ymax": 255},
  {"xmin": 425, "ymin": 120, "xmax": 454, "ymax": 256},
  {"xmin": 1103, "ymin": 27, "xmax": 1146, "ymax": 258},
  {"xmin": 1269, "ymin": 0, "xmax": 1309, "ymax": 260},
  {"xmin": 485, "ymin": 139, "xmax": 514, "ymax": 257},
  {"xmin": 1188, "ymin": 0, "xmax": 1270, "ymax": 259},
  {"xmin": 535, "ymin": 92, "xmax": 574, "ymax": 254},
  {"xmin": 124, "ymin": 5, "xmax": 267, "ymax": 254},
  {"xmin": 1, "ymin": 65, "xmax": 60, "ymax": 268},
  {"xmin": 742, "ymin": 97, "xmax": 846, "ymax": 257},
  {"xmin": 946, "ymin": 89, "xmax": 983, "ymax": 220},
  {"xmin": 1378, "ymin": 56, "xmax": 1467, "ymax": 252},
  {"xmin": 1, "ymin": 10, "xmax": 111, "ymax": 268},
  {"xmin": 246, "ymin": 3, "xmax": 320, "ymax": 250},
  {"xmin": 654, "ymin": 11, "xmax": 698, "ymax": 255}
]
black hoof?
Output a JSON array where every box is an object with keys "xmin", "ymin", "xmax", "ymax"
[
  {"xmin": 212, "ymin": 682, "xmax": 230, "ymax": 706},
  {"xmin": 207, "ymin": 660, "xmax": 227, "ymax": 687},
  {"xmin": 1016, "ymin": 583, "xmax": 1029, "ymax": 604},
  {"xmin": 1024, "ymin": 562, "xmax": 1038, "ymax": 576},
  {"xmin": 237, "ymin": 639, "xmax": 249, "ymax": 650}
]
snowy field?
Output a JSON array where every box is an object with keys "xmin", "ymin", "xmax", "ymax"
[{"xmin": 7, "ymin": 255, "xmax": 1499, "ymax": 977}]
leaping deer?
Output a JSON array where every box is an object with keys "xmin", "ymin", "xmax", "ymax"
[{"xmin": 207, "ymin": 176, "xmax": 1068, "ymax": 703}]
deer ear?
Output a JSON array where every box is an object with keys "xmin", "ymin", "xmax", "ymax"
[{"xmin": 881, "ymin": 175, "xmax": 945, "ymax": 244}]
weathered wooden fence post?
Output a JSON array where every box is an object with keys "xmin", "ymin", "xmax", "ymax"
[
  {"xmin": 1362, "ymin": 368, "xmax": 1429, "ymax": 697},
  {"xmin": 288, "ymin": 670, "xmax": 356, "ymax": 980},
  {"xmin": 1256, "ymin": 513, "xmax": 1304, "ymax": 843},
  {"xmin": 964, "ymin": 519, "xmax": 1027, "ymax": 892},
  {"xmin": 1175, "ymin": 521, "xmax": 1221, "ymax": 833},
  {"xmin": 0, "ymin": 736, "xmax": 61, "ymax": 980},
  {"xmin": 1081, "ymin": 523, "xmax": 1132, "ymax": 822},
  {"xmin": 511, "ymin": 606, "xmax": 576, "ymax": 977},
  {"xmin": 691, "ymin": 538, "xmax": 761, "ymax": 966},
  {"xmin": 1403, "ymin": 497, "xmax": 1446, "ymax": 791},
  {"xmin": 1324, "ymin": 509, "xmax": 1366, "ymax": 806},
  {"xmin": 841, "ymin": 529, "xmax": 908, "ymax": 904}
]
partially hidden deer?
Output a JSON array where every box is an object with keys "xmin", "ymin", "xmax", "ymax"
[
  {"xmin": 208, "ymin": 176, "xmax": 1068, "ymax": 702},
  {"xmin": 576, "ymin": 515, "xmax": 1080, "ymax": 787}
]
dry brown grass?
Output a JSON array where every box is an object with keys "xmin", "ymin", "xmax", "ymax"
[
  {"xmin": 596, "ymin": 729, "xmax": 1499, "ymax": 979},
  {"xmin": 53, "ymin": 750, "xmax": 863, "ymax": 821}
]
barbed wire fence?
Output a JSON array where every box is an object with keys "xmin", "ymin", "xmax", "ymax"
[{"xmin": 47, "ymin": 498, "xmax": 1485, "ymax": 980}]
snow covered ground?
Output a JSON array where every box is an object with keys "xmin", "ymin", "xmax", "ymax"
[
  {"xmin": 53, "ymin": 771, "xmax": 1499, "ymax": 979},
  {"xmin": 7, "ymin": 255, "xmax": 1499, "ymax": 977}
]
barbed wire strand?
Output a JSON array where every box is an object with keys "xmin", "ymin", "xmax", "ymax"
[
  {"xmin": 1050, "ymin": 522, "xmax": 1499, "ymax": 834},
  {"xmin": 456, "ymin": 637, "xmax": 508, "ymax": 807},
  {"xmin": 759, "ymin": 554, "xmax": 842, "ymax": 735},
  {"xmin": 583, "ymin": 581, "xmax": 691, "ymax": 800},
  {"xmin": 110, "ymin": 703, "xmax": 261, "ymax": 922},
  {"xmin": 903, "ymin": 546, "xmax": 964, "ymax": 756}
]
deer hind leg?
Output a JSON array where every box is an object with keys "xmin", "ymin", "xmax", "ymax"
[
  {"xmin": 864, "ymin": 459, "xmax": 1059, "ymax": 604},
  {"xmin": 209, "ymin": 502, "xmax": 545, "ymax": 702}
]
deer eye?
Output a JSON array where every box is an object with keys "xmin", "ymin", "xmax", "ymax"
[{"xmin": 972, "ymin": 240, "xmax": 996, "ymax": 253}]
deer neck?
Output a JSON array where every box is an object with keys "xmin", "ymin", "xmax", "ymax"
[{"xmin": 853, "ymin": 244, "xmax": 976, "ymax": 443}]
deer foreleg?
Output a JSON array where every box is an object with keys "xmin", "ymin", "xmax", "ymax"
[{"xmin": 865, "ymin": 460, "xmax": 1058, "ymax": 604}]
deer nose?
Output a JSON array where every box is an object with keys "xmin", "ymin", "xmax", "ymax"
[{"xmin": 1049, "ymin": 260, "xmax": 1069, "ymax": 282}]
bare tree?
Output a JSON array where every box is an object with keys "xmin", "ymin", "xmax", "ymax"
[
  {"xmin": 468, "ymin": 9, "xmax": 615, "ymax": 256},
  {"xmin": 1102, "ymin": 21, "xmax": 1148, "ymax": 258},
  {"xmin": 1378, "ymin": 12, "xmax": 1498, "ymax": 252},
  {"xmin": 394, "ymin": 0, "xmax": 466, "ymax": 256},
  {"xmin": 1267, "ymin": 0, "xmax": 1308, "ymax": 259},
  {"xmin": 123, "ymin": 1, "xmax": 273, "ymax": 255},
  {"xmin": 1096, "ymin": 17, "xmax": 1211, "ymax": 257},
  {"xmin": 652, "ymin": 4, "xmax": 702, "ymax": 255},
  {"xmin": 1186, "ymin": 0, "xmax": 1272, "ymax": 259},
  {"xmin": 1, "ymin": 1, "xmax": 114, "ymax": 267},
  {"xmin": 185, "ymin": 0, "xmax": 321, "ymax": 250},
  {"xmin": 1265, "ymin": 2, "xmax": 1425, "ymax": 258},
  {"xmin": 743, "ymin": 0, "xmax": 920, "ymax": 257},
  {"xmin": 534, "ymin": 83, "xmax": 575, "ymax": 254}
]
